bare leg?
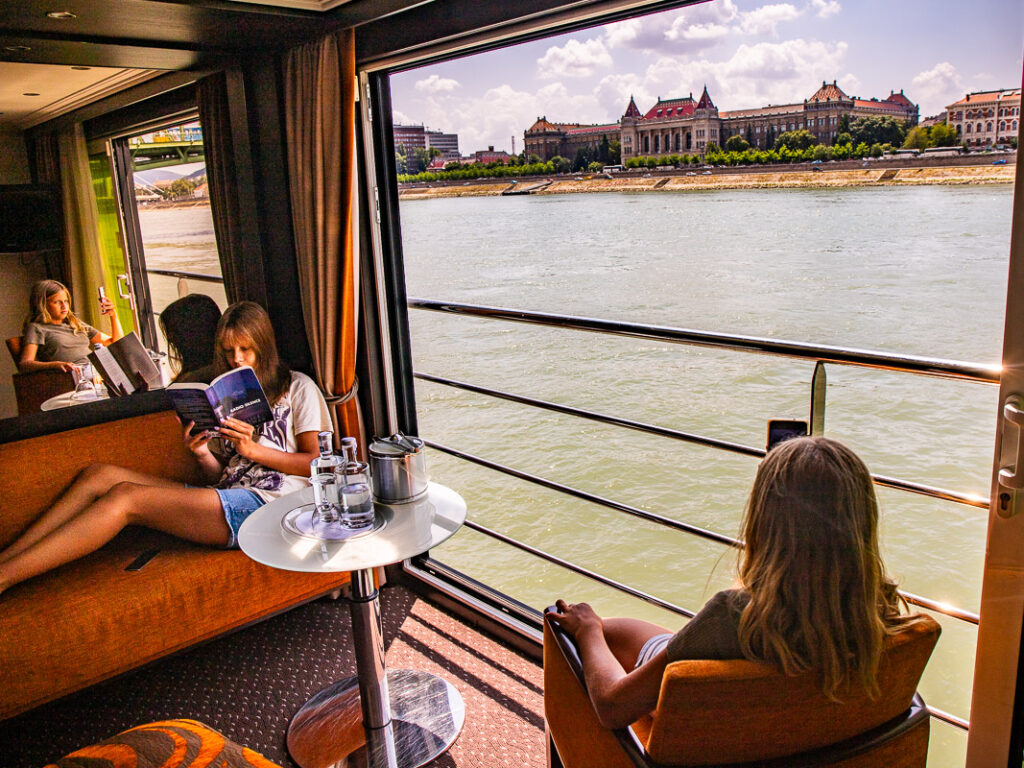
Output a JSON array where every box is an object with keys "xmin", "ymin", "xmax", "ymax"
[
  {"xmin": 602, "ymin": 617, "xmax": 673, "ymax": 671},
  {"xmin": 0, "ymin": 483, "xmax": 228, "ymax": 595},
  {"xmin": 0, "ymin": 464, "xmax": 185, "ymax": 564}
]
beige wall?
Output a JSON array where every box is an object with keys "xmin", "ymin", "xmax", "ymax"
[{"xmin": 0, "ymin": 126, "xmax": 47, "ymax": 419}]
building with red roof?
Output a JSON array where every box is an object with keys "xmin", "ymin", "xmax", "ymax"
[
  {"xmin": 619, "ymin": 80, "xmax": 918, "ymax": 161},
  {"xmin": 524, "ymin": 116, "xmax": 620, "ymax": 162},
  {"xmin": 524, "ymin": 80, "xmax": 919, "ymax": 163},
  {"xmin": 945, "ymin": 89, "xmax": 1020, "ymax": 148}
]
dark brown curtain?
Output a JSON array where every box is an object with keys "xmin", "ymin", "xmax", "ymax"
[
  {"xmin": 283, "ymin": 29, "xmax": 360, "ymax": 441},
  {"xmin": 30, "ymin": 131, "xmax": 69, "ymax": 284},
  {"xmin": 196, "ymin": 72, "xmax": 245, "ymax": 305}
]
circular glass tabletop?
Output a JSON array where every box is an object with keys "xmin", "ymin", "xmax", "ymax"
[{"xmin": 237, "ymin": 482, "xmax": 466, "ymax": 573}]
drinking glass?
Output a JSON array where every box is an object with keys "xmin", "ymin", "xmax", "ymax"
[
  {"xmin": 310, "ymin": 468, "xmax": 343, "ymax": 536},
  {"xmin": 71, "ymin": 362, "xmax": 97, "ymax": 401}
]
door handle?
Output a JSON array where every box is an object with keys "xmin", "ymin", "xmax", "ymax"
[
  {"xmin": 116, "ymin": 273, "xmax": 135, "ymax": 310},
  {"xmin": 997, "ymin": 395, "xmax": 1024, "ymax": 517}
]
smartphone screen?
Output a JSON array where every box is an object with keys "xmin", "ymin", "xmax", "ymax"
[{"xmin": 767, "ymin": 419, "xmax": 808, "ymax": 451}]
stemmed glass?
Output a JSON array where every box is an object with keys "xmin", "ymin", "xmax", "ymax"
[{"xmin": 70, "ymin": 362, "xmax": 98, "ymax": 401}]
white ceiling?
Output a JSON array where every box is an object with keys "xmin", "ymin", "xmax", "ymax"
[{"xmin": 0, "ymin": 62, "xmax": 160, "ymax": 131}]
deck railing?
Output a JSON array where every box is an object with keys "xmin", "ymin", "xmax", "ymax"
[{"xmin": 408, "ymin": 297, "xmax": 996, "ymax": 733}]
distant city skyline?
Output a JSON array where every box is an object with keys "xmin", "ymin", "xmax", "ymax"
[{"xmin": 390, "ymin": 0, "xmax": 1023, "ymax": 154}]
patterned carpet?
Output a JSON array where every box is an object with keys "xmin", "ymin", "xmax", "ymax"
[{"xmin": 1, "ymin": 585, "xmax": 546, "ymax": 768}]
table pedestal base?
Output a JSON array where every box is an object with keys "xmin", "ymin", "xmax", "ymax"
[{"xmin": 287, "ymin": 668, "xmax": 465, "ymax": 768}]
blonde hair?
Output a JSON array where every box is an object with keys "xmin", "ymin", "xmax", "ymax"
[
  {"xmin": 212, "ymin": 301, "xmax": 291, "ymax": 404},
  {"xmin": 737, "ymin": 436, "xmax": 917, "ymax": 699},
  {"xmin": 24, "ymin": 279, "xmax": 88, "ymax": 335}
]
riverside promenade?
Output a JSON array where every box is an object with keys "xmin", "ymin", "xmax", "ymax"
[{"xmin": 398, "ymin": 156, "xmax": 1016, "ymax": 199}]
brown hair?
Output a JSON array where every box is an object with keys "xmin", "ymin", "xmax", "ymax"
[
  {"xmin": 212, "ymin": 301, "xmax": 291, "ymax": 404},
  {"xmin": 24, "ymin": 279, "xmax": 88, "ymax": 335},
  {"xmin": 737, "ymin": 436, "xmax": 918, "ymax": 699}
]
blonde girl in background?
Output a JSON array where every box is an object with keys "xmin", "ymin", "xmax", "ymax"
[{"xmin": 18, "ymin": 279, "xmax": 123, "ymax": 373}]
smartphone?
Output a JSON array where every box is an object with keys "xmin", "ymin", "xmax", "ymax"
[
  {"xmin": 97, "ymin": 285, "xmax": 106, "ymax": 301},
  {"xmin": 767, "ymin": 419, "xmax": 808, "ymax": 451}
]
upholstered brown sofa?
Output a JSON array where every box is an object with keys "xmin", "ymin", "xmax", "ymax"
[{"xmin": 0, "ymin": 406, "xmax": 351, "ymax": 721}]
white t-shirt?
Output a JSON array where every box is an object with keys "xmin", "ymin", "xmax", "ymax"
[{"xmin": 214, "ymin": 370, "xmax": 331, "ymax": 502}]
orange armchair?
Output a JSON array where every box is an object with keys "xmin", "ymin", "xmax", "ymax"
[
  {"xmin": 6, "ymin": 335, "xmax": 77, "ymax": 415},
  {"xmin": 543, "ymin": 611, "xmax": 940, "ymax": 768}
]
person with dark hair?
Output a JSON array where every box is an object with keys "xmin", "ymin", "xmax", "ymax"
[
  {"xmin": 159, "ymin": 294, "xmax": 221, "ymax": 383},
  {"xmin": 548, "ymin": 437, "xmax": 928, "ymax": 729},
  {"xmin": 0, "ymin": 301, "xmax": 330, "ymax": 597}
]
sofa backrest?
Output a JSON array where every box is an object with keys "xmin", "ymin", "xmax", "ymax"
[{"xmin": 0, "ymin": 409, "xmax": 206, "ymax": 549}]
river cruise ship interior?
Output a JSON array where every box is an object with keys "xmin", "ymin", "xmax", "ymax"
[{"xmin": 0, "ymin": 1, "xmax": 1022, "ymax": 767}]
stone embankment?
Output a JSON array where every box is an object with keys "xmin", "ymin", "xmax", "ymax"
[{"xmin": 398, "ymin": 161, "xmax": 1016, "ymax": 200}]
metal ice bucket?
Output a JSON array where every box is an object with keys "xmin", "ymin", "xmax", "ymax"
[{"xmin": 368, "ymin": 432, "xmax": 428, "ymax": 504}]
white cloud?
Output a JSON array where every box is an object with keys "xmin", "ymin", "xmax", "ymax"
[
  {"xmin": 739, "ymin": 4, "xmax": 802, "ymax": 36},
  {"xmin": 415, "ymin": 74, "xmax": 460, "ymax": 93},
  {"xmin": 912, "ymin": 61, "xmax": 966, "ymax": 114},
  {"xmin": 537, "ymin": 38, "xmax": 613, "ymax": 79},
  {"xmin": 810, "ymin": 0, "xmax": 841, "ymax": 18},
  {"xmin": 604, "ymin": 39, "xmax": 850, "ymax": 118},
  {"xmin": 602, "ymin": 1, "xmax": 739, "ymax": 53},
  {"xmin": 602, "ymin": 2, "xmax": 804, "ymax": 52}
]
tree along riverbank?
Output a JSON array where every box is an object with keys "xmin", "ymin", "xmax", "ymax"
[{"xmin": 398, "ymin": 161, "xmax": 1015, "ymax": 200}]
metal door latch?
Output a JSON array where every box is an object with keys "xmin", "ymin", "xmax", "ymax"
[{"xmin": 997, "ymin": 395, "xmax": 1024, "ymax": 517}]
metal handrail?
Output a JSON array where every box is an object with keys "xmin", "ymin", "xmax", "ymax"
[
  {"xmin": 146, "ymin": 267, "xmax": 223, "ymax": 284},
  {"xmin": 423, "ymin": 438, "xmax": 742, "ymax": 549},
  {"xmin": 415, "ymin": 372, "xmax": 991, "ymax": 510},
  {"xmin": 464, "ymin": 519, "xmax": 693, "ymax": 617},
  {"xmin": 408, "ymin": 298, "xmax": 1000, "ymax": 383},
  {"xmin": 426, "ymin": 439, "xmax": 980, "ymax": 626}
]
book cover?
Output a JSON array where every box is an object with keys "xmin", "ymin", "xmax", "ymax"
[
  {"xmin": 167, "ymin": 366, "xmax": 273, "ymax": 434},
  {"xmin": 106, "ymin": 331, "xmax": 163, "ymax": 392}
]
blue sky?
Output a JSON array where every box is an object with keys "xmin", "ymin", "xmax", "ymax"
[{"xmin": 389, "ymin": 0, "xmax": 1024, "ymax": 155}]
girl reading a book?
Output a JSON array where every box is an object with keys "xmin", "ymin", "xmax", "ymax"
[
  {"xmin": 18, "ymin": 279, "xmax": 123, "ymax": 373},
  {"xmin": 0, "ymin": 301, "xmax": 331, "ymax": 596}
]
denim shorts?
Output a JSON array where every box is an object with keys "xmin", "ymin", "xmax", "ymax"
[
  {"xmin": 215, "ymin": 488, "xmax": 265, "ymax": 548},
  {"xmin": 635, "ymin": 633, "xmax": 673, "ymax": 669}
]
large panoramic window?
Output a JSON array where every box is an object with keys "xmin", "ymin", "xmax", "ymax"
[{"xmin": 386, "ymin": 2, "xmax": 1021, "ymax": 764}]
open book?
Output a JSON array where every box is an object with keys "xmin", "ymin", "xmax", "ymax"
[
  {"xmin": 166, "ymin": 365, "xmax": 273, "ymax": 434},
  {"xmin": 88, "ymin": 331, "xmax": 163, "ymax": 396}
]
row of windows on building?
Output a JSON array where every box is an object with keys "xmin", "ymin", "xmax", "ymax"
[
  {"xmin": 960, "ymin": 120, "xmax": 1019, "ymax": 134},
  {"xmin": 952, "ymin": 107, "xmax": 1020, "ymax": 120}
]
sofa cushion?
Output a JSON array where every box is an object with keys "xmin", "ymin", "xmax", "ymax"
[
  {"xmin": 45, "ymin": 718, "xmax": 282, "ymax": 768},
  {"xmin": 0, "ymin": 526, "xmax": 348, "ymax": 720}
]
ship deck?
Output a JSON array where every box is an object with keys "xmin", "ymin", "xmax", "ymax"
[{"xmin": 2, "ymin": 584, "xmax": 546, "ymax": 768}]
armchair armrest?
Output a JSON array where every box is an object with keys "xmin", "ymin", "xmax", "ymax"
[
  {"xmin": 542, "ymin": 607, "xmax": 649, "ymax": 768},
  {"xmin": 13, "ymin": 368, "xmax": 77, "ymax": 415}
]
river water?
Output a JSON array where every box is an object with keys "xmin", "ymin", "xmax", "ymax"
[{"xmin": 141, "ymin": 183, "xmax": 1015, "ymax": 764}]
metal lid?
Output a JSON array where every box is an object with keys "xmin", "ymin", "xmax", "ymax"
[{"xmin": 369, "ymin": 432, "xmax": 424, "ymax": 456}]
